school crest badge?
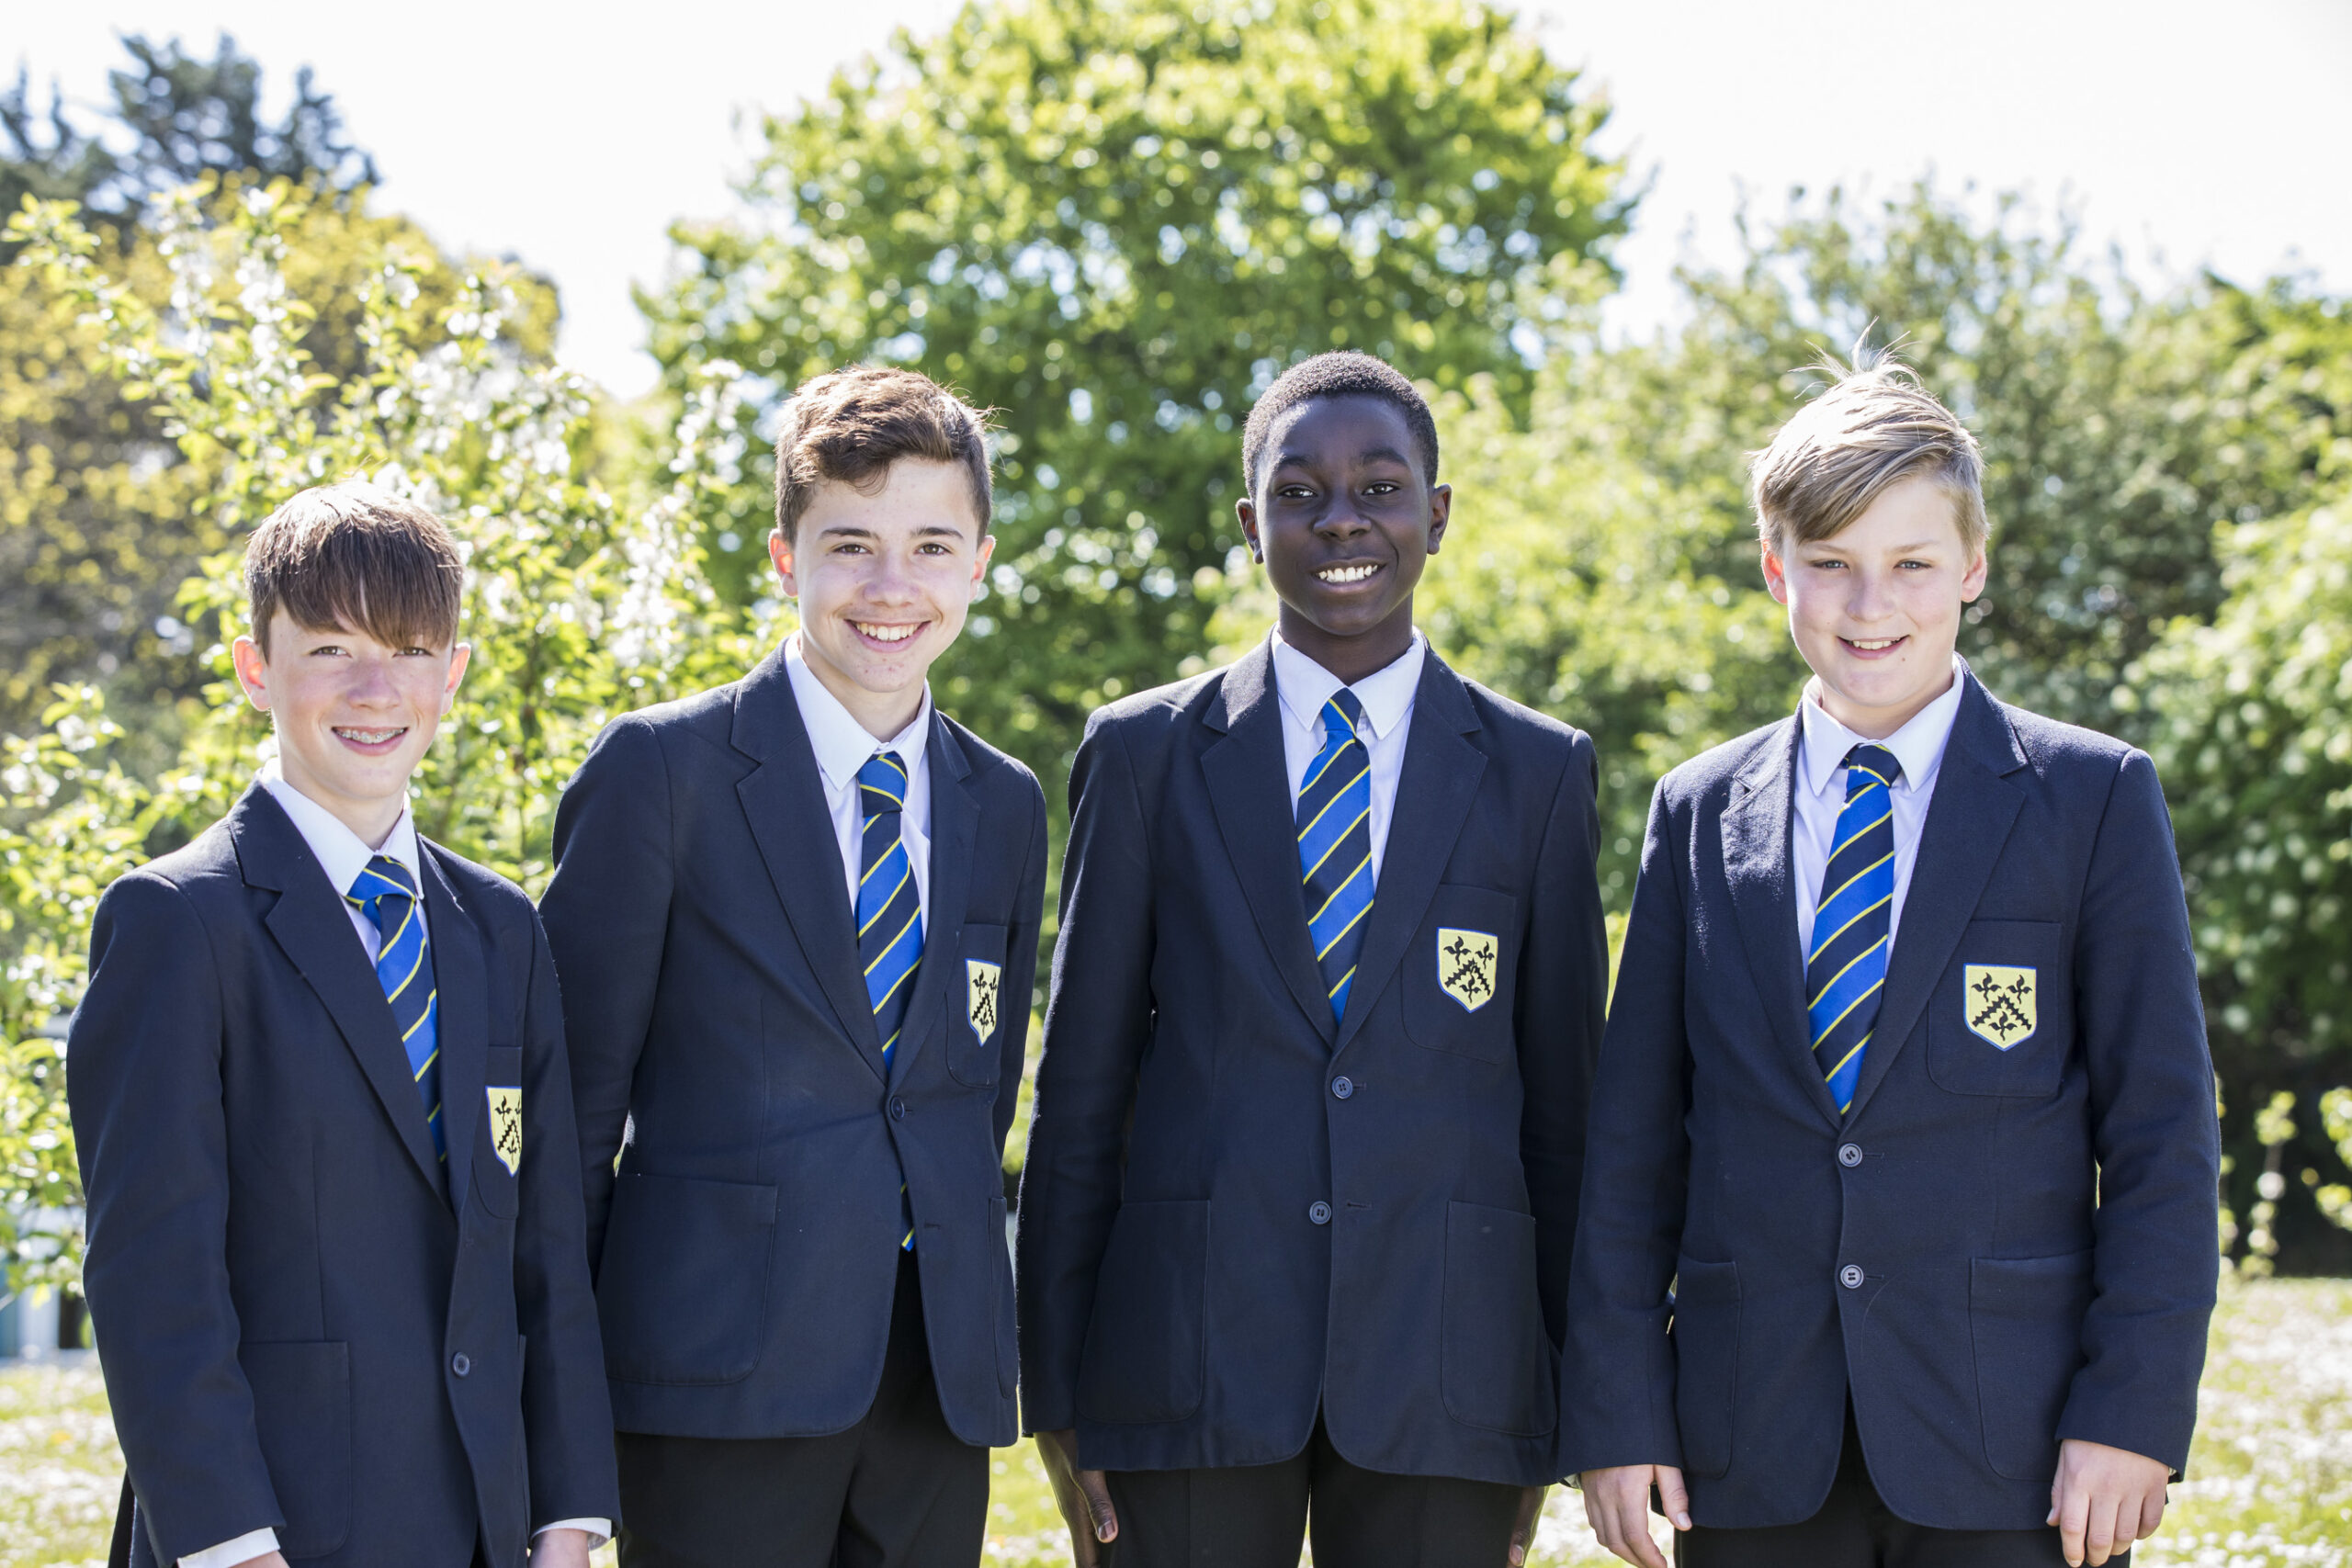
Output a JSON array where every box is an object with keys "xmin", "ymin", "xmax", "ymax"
[
  {"xmin": 1438, "ymin": 928, "xmax": 1499, "ymax": 1013},
  {"xmin": 485, "ymin": 1086, "xmax": 522, "ymax": 1176},
  {"xmin": 1964, "ymin": 965, "xmax": 2037, "ymax": 1050},
  {"xmin": 967, "ymin": 960, "xmax": 1003, "ymax": 1043}
]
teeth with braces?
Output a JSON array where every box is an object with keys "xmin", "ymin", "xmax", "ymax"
[
  {"xmin": 338, "ymin": 728, "xmax": 404, "ymax": 744},
  {"xmin": 1318, "ymin": 564, "xmax": 1379, "ymax": 583}
]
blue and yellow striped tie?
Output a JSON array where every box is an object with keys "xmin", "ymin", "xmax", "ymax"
[
  {"xmin": 346, "ymin": 855, "xmax": 443, "ymax": 1161},
  {"xmin": 857, "ymin": 750, "xmax": 922, "ymax": 1249},
  {"xmin": 1298, "ymin": 690, "xmax": 1375, "ymax": 1023},
  {"xmin": 1807, "ymin": 744, "xmax": 1902, "ymax": 1114}
]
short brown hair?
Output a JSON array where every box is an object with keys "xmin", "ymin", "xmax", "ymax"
[
  {"xmin": 243, "ymin": 481, "xmax": 464, "ymax": 657},
  {"xmin": 772, "ymin": 367, "xmax": 993, "ymax": 540},
  {"xmin": 1751, "ymin": 347, "xmax": 1988, "ymax": 556}
]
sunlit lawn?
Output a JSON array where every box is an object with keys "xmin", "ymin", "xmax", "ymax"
[{"xmin": 8, "ymin": 1280, "xmax": 2348, "ymax": 1568}]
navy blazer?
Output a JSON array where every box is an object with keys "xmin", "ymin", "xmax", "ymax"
[
  {"xmin": 540, "ymin": 647, "xmax": 1048, "ymax": 1446},
  {"xmin": 1562, "ymin": 671, "xmax": 2221, "ymax": 1530},
  {"xmin": 68, "ymin": 786, "xmax": 619, "ymax": 1568},
  {"xmin": 1016, "ymin": 639, "xmax": 1607, "ymax": 1487}
]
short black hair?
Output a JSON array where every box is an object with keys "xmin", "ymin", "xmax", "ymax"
[{"xmin": 1241, "ymin": 351, "xmax": 1440, "ymax": 493}]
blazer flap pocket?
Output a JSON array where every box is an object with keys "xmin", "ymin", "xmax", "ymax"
[{"xmin": 597, "ymin": 1173, "xmax": 780, "ymax": 1385}]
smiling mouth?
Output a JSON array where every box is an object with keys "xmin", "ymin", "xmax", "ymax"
[
  {"xmin": 1841, "ymin": 635, "xmax": 1908, "ymax": 655},
  {"xmin": 850, "ymin": 620, "xmax": 924, "ymax": 646},
  {"xmin": 334, "ymin": 726, "xmax": 408, "ymax": 748},
  {"xmin": 1317, "ymin": 562, "xmax": 1383, "ymax": 585}
]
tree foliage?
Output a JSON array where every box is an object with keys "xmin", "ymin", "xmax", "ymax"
[
  {"xmin": 0, "ymin": 186, "xmax": 762, "ymax": 1292},
  {"xmin": 647, "ymin": 0, "xmax": 1629, "ymax": 784}
]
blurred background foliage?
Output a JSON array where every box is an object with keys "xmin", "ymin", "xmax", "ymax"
[{"xmin": 4, "ymin": 0, "xmax": 2351, "ymax": 1287}]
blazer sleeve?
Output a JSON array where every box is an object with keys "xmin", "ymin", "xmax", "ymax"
[
  {"xmin": 67, "ymin": 873, "xmax": 284, "ymax": 1561},
  {"xmin": 539, "ymin": 715, "xmax": 673, "ymax": 1271},
  {"xmin": 1559, "ymin": 782, "xmax": 1694, "ymax": 1476},
  {"xmin": 1516, "ymin": 734, "xmax": 1608, "ymax": 1364},
  {"xmin": 1014, "ymin": 715, "xmax": 1157, "ymax": 1432},
  {"xmin": 2056, "ymin": 748, "xmax": 2221, "ymax": 1473},
  {"xmin": 513, "ymin": 913, "xmax": 624, "ymax": 1529},
  {"xmin": 993, "ymin": 775, "xmax": 1052, "ymax": 1157}
]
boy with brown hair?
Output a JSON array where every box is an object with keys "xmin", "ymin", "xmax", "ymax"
[
  {"xmin": 1566, "ymin": 352, "xmax": 2221, "ymax": 1568},
  {"xmin": 71, "ymin": 480, "xmax": 619, "ymax": 1568},
  {"xmin": 541, "ymin": 366, "xmax": 1048, "ymax": 1568}
]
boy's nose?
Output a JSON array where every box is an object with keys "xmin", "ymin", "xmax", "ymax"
[{"xmin": 1316, "ymin": 504, "xmax": 1370, "ymax": 537}]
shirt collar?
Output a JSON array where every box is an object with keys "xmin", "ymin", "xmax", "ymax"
[
  {"xmin": 256, "ymin": 757, "xmax": 423, "ymax": 897},
  {"xmin": 784, "ymin": 631, "xmax": 933, "ymax": 795},
  {"xmin": 1271, "ymin": 628, "xmax": 1426, "ymax": 744},
  {"xmin": 1797, "ymin": 655, "xmax": 1969, "ymax": 798}
]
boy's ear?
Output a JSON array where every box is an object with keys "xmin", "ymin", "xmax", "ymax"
[
  {"xmin": 1235, "ymin": 495, "xmax": 1262, "ymax": 562},
  {"xmin": 768, "ymin": 526, "xmax": 800, "ymax": 599},
  {"xmin": 1425, "ymin": 482, "xmax": 1453, "ymax": 554},
  {"xmin": 1962, "ymin": 544, "xmax": 1990, "ymax": 602},
  {"xmin": 1760, "ymin": 540, "xmax": 1792, "ymax": 605},
  {"xmin": 231, "ymin": 633, "xmax": 273, "ymax": 713},
  {"xmin": 440, "ymin": 643, "xmax": 472, "ymax": 712}
]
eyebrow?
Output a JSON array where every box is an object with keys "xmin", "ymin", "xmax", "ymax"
[{"xmin": 814, "ymin": 523, "xmax": 968, "ymax": 540}]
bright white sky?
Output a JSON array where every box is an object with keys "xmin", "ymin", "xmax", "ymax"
[{"xmin": 12, "ymin": 0, "xmax": 2349, "ymax": 397}]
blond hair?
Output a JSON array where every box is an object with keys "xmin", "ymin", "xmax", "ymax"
[{"xmin": 1750, "ymin": 345, "xmax": 1987, "ymax": 556}]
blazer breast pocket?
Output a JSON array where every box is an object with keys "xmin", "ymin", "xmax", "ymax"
[
  {"xmin": 474, "ymin": 1044, "xmax": 524, "ymax": 1219},
  {"xmin": 1927, "ymin": 919, "xmax": 2071, "ymax": 1098},
  {"xmin": 947, "ymin": 921, "xmax": 1009, "ymax": 1087},
  {"xmin": 1402, "ymin": 886, "xmax": 1519, "ymax": 1064}
]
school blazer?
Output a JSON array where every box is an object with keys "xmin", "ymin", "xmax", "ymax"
[
  {"xmin": 1562, "ymin": 671, "xmax": 2222, "ymax": 1530},
  {"xmin": 68, "ymin": 786, "xmax": 619, "ymax": 1568},
  {"xmin": 540, "ymin": 647, "xmax": 1048, "ymax": 1446},
  {"xmin": 1016, "ymin": 640, "xmax": 1607, "ymax": 1487}
]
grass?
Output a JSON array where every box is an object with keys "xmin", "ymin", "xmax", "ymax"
[{"xmin": 7, "ymin": 1280, "xmax": 2347, "ymax": 1568}]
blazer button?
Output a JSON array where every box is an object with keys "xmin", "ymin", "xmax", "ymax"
[
  {"xmin": 1839, "ymin": 1264, "xmax": 1865, "ymax": 1290},
  {"xmin": 888, "ymin": 1097, "xmax": 907, "ymax": 1122},
  {"xmin": 1308, "ymin": 1201, "xmax": 1332, "ymax": 1225},
  {"xmin": 1331, "ymin": 1076, "xmax": 1354, "ymax": 1100},
  {"xmin": 451, "ymin": 1352, "xmax": 471, "ymax": 1377},
  {"xmin": 1838, "ymin": 1143, "xmax": 1864, "ymax": 1168}
]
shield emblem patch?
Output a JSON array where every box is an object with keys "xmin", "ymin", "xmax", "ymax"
[
  {"xmin": 966, "ymin": 960, "xmax": 1003, "ymax": 1043},
  {"xmin": 1437, "ymin": 928, "xmax": 1499, "ymax": 1013},
  {"xmin": 485, "ymin": 1086, "xmax": 522, "ymax": 1175},
  {"xmin": 1963, "ymin": 965, "xmax": 2037, "ymax": 1050}
]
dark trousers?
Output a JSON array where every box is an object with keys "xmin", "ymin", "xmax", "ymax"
[
  {"xmin": 1103, "ymin": 1413, "xmax": 1523, "ymax": 1568},
  {"xmin": 616, "ymin": 1251, "xmax": 988, "ymax": 1568},
  {"xmin": 1678, "ymin": 1404, "xmax": 2122, "ymax": 1568}
]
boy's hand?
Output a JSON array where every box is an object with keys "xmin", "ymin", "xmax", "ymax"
[
  {"xmin": 1580, "ymin": 1464, "xmax": 1690, "ymax": 1568},
  {"xmin": 1508, "ymin": 1483, "xmax": 1548, "ymax": 1565},
  {"xmin": 2049, "ymin": 1438, "xmax": 2168, "ymax": 1566},
  {"xmin": 1037, "ymin": 1428, "xmax": 1118, "ymax": 1566}
]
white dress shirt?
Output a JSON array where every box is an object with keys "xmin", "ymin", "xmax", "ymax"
[
  {"xmin": 786, "ymin": 632, "xmax": 934, "ymax": 922},
  {"xmin": 1790, "ymin": 657, "xmax": 1969, "ymax": 957},
  {"xmin": 1271, "ymin": 629, "xmax": 1426, "ymax": 879},
  {"xmin": 188, "ymin": 768, "xmax": 609, "ymax": 1568}
]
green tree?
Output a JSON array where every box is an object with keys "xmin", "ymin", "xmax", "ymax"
[
  {"xmin": 2137, "ymin": 492, "xmax": 2352, "ymax": 1270},
  {"xmin": 0, "ymin": 186, "xmax": 761, "ymax": 1293},
  {"xmin": 1587, "ymin": 182, "xmax": 2346, "ymax": 737},
  {"xmin": 648, "ymin": 0, "xmax": 1628, "ymax": 787}
]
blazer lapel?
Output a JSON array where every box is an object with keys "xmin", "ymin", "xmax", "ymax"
[
  {"xmin": 419, "ymin": 847, "xmax": 485, "ymax": 1211},
  {"xmin": 1334, "ymin": 654, "xmax": 1485, "ymax": 1053},
  {"xmin": 888, "ymin": 716, "xmax": 978, "ymax": 1087},
  {"xmin": 1721, "ymin": 722, "xmax": 1843, "ymax": 1129},
  {"xmin": 1846, "ymin": 674, "xmax": 2028, "ymax": 1120},
  {"xmin": 1202, "ymin": 642, "xmax": 1339, "ymax": 1041},
  {"xmin": 731, "ymin": 649, "xmax": 888, "ymax": 1082},
  {"xmin": 232, "ymin": 787, "xmax": 450, "ymax": 1204}
]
